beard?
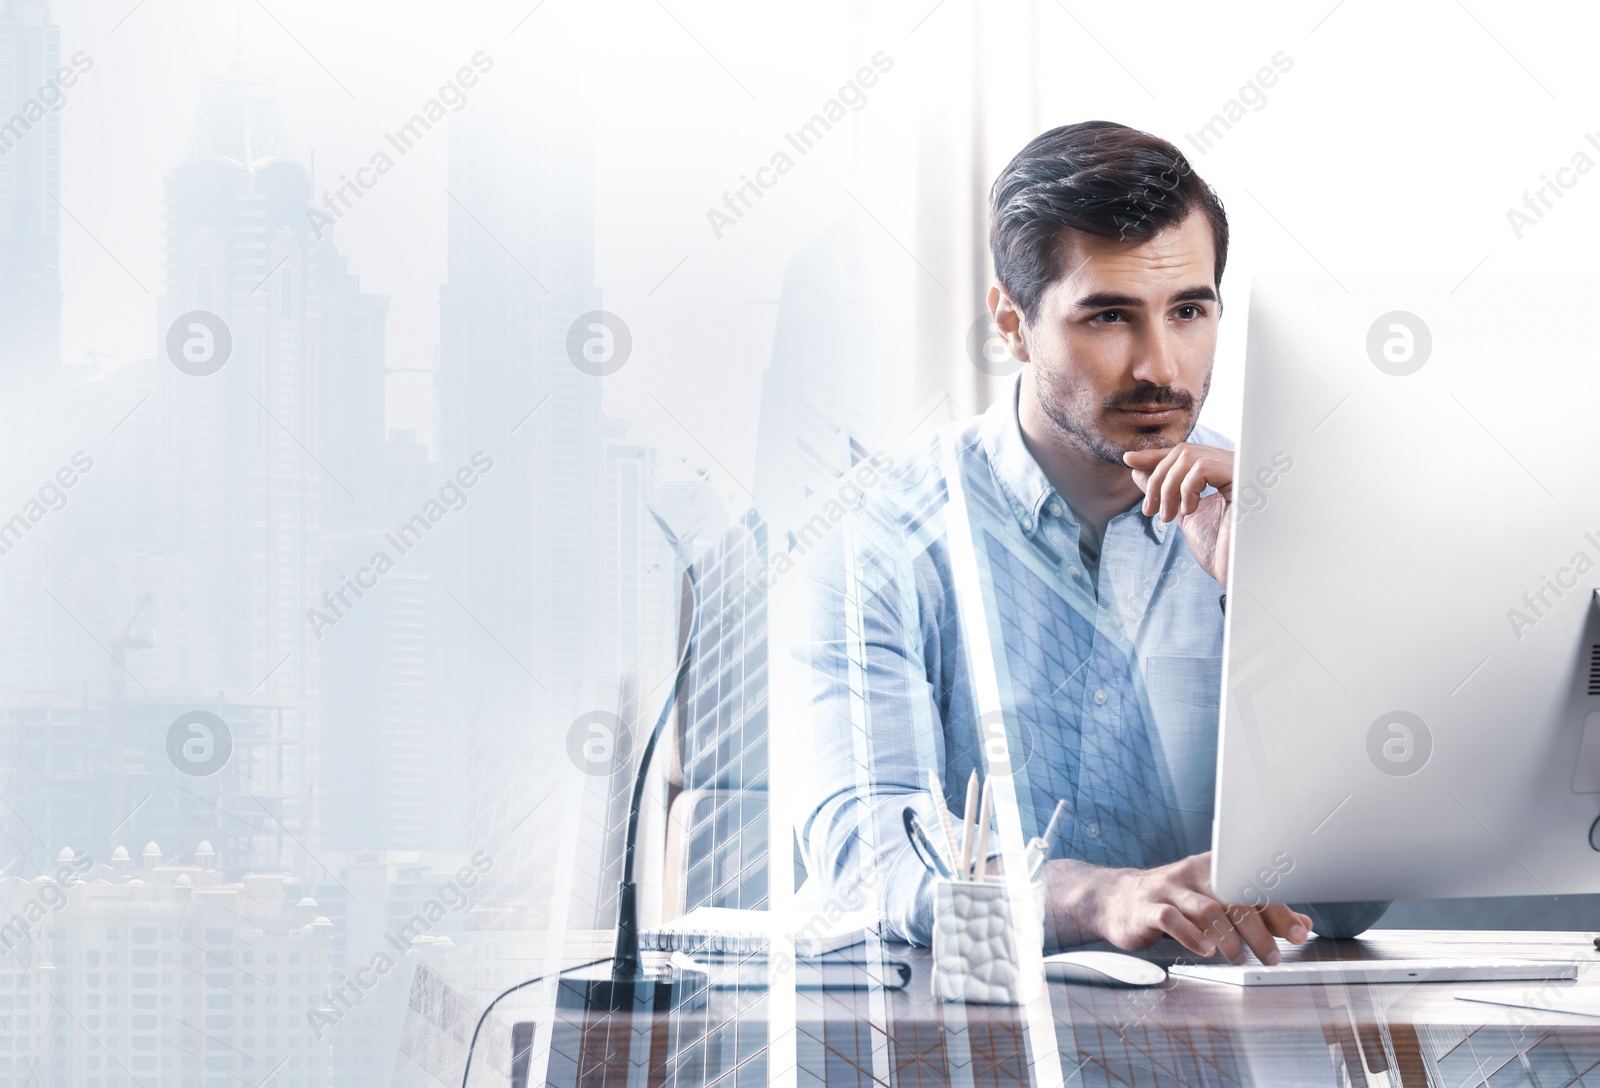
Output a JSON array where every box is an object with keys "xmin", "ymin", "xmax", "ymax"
[{"xmin": 1033, "ymin": 365, "xmax": 1210, "ymax": 466}]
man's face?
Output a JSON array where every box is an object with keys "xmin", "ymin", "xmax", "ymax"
[{"xmin": 998, "ymin": 209, "xmax": 1220, "ymax": 465}]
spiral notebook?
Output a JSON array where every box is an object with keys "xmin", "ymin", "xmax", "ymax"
[{"xmin": 641, "ymin": 906, "xmax": 879, "ymax": 957}]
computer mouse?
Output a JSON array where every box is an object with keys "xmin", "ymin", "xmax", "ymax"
[{"xmin": 1043, "ymin": 951, "xmax": 1168, "ymax": 988}]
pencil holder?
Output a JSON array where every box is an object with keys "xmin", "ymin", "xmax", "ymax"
[{"xmin": 930, "ymin": 878, "xmax": 1046, "ymax": 1004}]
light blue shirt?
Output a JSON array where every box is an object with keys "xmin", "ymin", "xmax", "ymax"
[{"xmin": 789, "ymin": 372, "xmax": 1231, "ymax": 946}]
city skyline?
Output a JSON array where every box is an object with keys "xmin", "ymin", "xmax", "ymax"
[
  {"xmin": 0, "ymin": 13, "xmax": 705, "ymax": 1081},
  {"xmin": 0, "ymin": 0, "xmax": 928, "ymax": 1076}
]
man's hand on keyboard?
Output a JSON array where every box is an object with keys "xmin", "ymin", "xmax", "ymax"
[{"xmin": 1047, "ymin": 852, "xmax": 1311, "ymax": 965}]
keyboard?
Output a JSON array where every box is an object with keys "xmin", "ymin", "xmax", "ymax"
[{"xmin": 1169, "ymin": 958, "xmax": 1578, "ymax": 987}]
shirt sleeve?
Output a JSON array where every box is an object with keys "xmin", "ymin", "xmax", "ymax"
[{"xmin": 781, "ymin": 513, "xmax": 956, "ymax": 946}]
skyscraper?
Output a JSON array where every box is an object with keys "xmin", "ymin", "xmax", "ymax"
[
  {"xmin": 314, "ymin": 244, "xmax": 390, "ymax": 534},
  {"xmin": 149, "ymin": 62, "xmax": 324, "ymax": 871},
  {"xmin": 436, "ymin": 91, "xmax": 608, "ymax": 919},
  {"xmin": 0, "ymin": 61, "xmax": 386, "ymax": 876},
  {"xmin": 0, "ymin": 0, "xmax": 61, "ymax": 382},
  {"xmin": 316, "ymin": 529, "xmax": 430, "ymax": 853},
  {"xmin": 143, "ymin": 61, "xmax": 389, "ymax": 873}
]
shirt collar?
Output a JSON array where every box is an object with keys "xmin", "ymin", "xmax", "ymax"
[
  {"xmin": 979, "ymin": 372, "xmax": 1056, "ymax": 535},
  {"xmin": 978, "ymin": 370, "xmax": 1171, "ymax": 544}
]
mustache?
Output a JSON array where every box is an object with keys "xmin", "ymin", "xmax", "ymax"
[{"xmin": 1103, "ymin": 385, "xmax": 1195, "ymax": 412}]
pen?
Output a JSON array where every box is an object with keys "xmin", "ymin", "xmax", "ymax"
[
  {"xmin": 903, "ymin": 807, "xmax": 955, "ymax": 879},
  {"xmin": 1040, "ymin": 798, "xmax": 1068, "ymax": 847},
  {"xmin": 1027, "ymin": 799, "xmax": 1069, "ymax": 880},
  {"xmin": 927, "ymin": 769, "xmax": 965, "ymax": 879},
  {"xmin": 1024, "ymin": 838, "xmax": 1047, "ymax": 881}
]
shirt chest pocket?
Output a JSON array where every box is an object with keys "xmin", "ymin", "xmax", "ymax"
[{"xmin": 1145, "ymin": 655, "xmax": 1223, "ymax": 708}]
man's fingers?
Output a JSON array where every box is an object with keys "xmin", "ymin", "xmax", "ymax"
[
  {"xmin": 1145, "ymin": 902, "xmax": 1214, "ymax": 957},
  {"xmin": 1138, "ymin": 459, "xmax": 1163, "ymax": 517},
  {"xmin": 1174, "ymin": 891, "xmax": 1247, "ymax": 964},
  {"xmin": 1226, "ymin": 905, "xmax": 1284, "ymax": 965},
  {"xmin": 1158, "ymin": 451, "xmax": 1193, "ymax": 521},
  {"xmin": 1124, "ymin": 445, "xmax": 1235, "ymax": 520},
  {"xmin": 1178, "ymin": 459, "xmax": 1211, "ymax": 518},
  {"xmin": 1258, "ymin": 905, "xmax": 1313, "ymax": 943},
  {"xmin": 1139, "ymin": 447, "xmax": 1185, "ymax": 517},
  {"xmin": 1133, "ymin": 446, "xmax": 1224, "ymax": 522}
]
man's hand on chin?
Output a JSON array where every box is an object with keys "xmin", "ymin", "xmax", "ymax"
[
  {"xmin": 1045, "ymin": 852, "xmax": 1311, "ymax": 965},
  {"xmin": 1123, "ymin": 443, "xmax": 1234, "ymax": 589}
]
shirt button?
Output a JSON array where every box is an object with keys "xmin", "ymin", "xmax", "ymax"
[
  {"xmin": 1047, "ymin": 501, "xmax": 1063, "ymax": 518},
  {"xmin": 1068, "ymin": 566, "xmax": 1082, "ymax": 579},
  {"xmin": 1093, "ymin": 690, "xmax": 1108, "ymax": 705},
  {"xmin": 1021, "ymin": 517, "xmax": 1034, "ymax": 532}
]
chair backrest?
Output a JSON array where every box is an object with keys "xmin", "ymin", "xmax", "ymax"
[{"xmin": 659, "ymin": 517, "xmax": 771, "ymax": 918}]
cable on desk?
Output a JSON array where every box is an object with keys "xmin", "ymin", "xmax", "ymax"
[
  {"xmin": 463, "ymin": 509, "xmax": 700, "ymax": 1087},
  {"xmin": 459, "ymin": 956, "xmax": 612, "ymax": 1088}
]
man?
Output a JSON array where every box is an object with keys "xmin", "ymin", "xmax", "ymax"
[{"xmin": 790, "ymin": 121, "xmax": 1385, "ymax": 962}]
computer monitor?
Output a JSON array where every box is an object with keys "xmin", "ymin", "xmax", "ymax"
[{"xmin": 1212, "ymin": 275, "xmax": 1600, "ymax": 906}]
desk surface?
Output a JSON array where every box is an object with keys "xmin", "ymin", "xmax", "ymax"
[{"xmin": 458, "ymin": 930, "xmax": 1600, "ymax": 1087}]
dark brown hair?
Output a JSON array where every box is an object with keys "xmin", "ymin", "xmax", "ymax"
[{"xmin": 989, "ymin": 120, "xmax": 1229, "ymax": 319}]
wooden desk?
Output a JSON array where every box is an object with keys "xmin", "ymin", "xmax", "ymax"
[{"xmin": 458, "ymin": 930, "xmax": 1600, "ymax": 1086}]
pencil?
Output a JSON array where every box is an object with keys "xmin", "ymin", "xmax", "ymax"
[
  {"xmin": 958, "ymin": 769, "xmax": 979, "ymax": 881},
  {"xmin": 972, "ymin": 778, "xmax": 994, "ymax": 881}
]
